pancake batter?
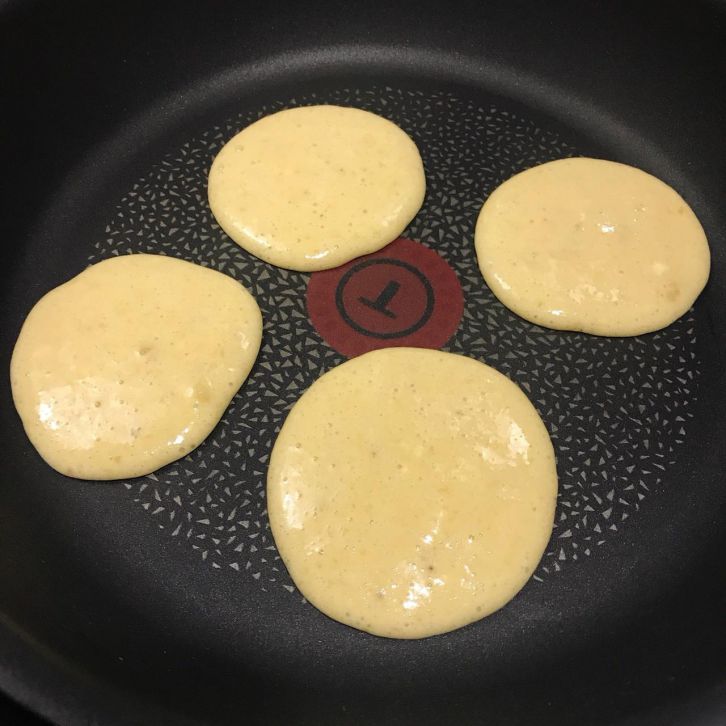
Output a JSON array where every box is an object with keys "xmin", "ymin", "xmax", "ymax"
[
  {"xmin": 208, "ymin": 105, "xmax": 426, "ymax": 271},
  {"xmin": 475, "ymin": 157, "xmax": 710, "ymax": 335},
  {"xmin": 11, "ymin": 254, "xmax": 263, "ymax": 480},
  {"xmin": 267, "ymin": 347, "xmax": 558, "ymax": 638}
]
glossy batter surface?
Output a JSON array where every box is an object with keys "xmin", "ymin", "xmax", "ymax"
[
  {"xmin": 10, "ymin": 254, "xmax": 262, "ymax": 480},
  {"xmin": 208, "ymin": 105, "xmax": 426, "ymax": 271},
  {"xmin": 267, "ymin": 348, "xmax": 558, "ymax": 638},
  {"xmin": 475, "ymin": 157, "xmax": 710, "ymax": 335}
]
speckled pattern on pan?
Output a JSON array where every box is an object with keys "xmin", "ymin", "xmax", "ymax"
[{"xmin": 91, "ymin": 87, "xmax": 700, "ymax": 595}]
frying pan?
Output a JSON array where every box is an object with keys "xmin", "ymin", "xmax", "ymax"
[{"xmin": 1, "ymin": 0, "xmax": 725, "ymax": 723}]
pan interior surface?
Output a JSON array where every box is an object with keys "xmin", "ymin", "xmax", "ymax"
[{"xmin": 1, "ymin": 2, "xmax": 725, "ymax": 725}]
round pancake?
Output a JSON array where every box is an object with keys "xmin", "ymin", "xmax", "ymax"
[
  {"xmin": 267, "ymin": 347, "xmax": 558, "ymax": 639},
  {"xmin": 208, "ymin": 105, "xmax": 426, "ymax": 271},
  {"xmin": 475, "ymin": 157, "xmax": 710, "ymax": 336},
  {"xmin": 10, "ymin": 254, "xmax": 262, "ymax": 480}
]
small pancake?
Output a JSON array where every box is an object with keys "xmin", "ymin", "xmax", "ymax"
[
  {"xmin": 10, "ymin": 254, "xmax": 262, "ymax": 480},
  {"xmin": 475, "ymin": 157, "xmax": 710, "ymax": 336},
  {"xmin": 208, "ymin": 105, "xmax": 426, "ymax": 271},
  {"xmin": 267, "ymin": 347, "xmax": 558, "ymax": 639}
]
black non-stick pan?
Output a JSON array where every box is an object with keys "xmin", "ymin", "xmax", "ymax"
[{"xmin": 1, "ymin": 1, "xmax": 725, "ymax": 724}]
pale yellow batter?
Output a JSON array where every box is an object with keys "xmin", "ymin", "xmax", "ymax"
[
  {"xmin": 10, "ymin": 254, "xmax": 262, "ymax": 480},
  {"xmin": 208, "ymin": 105, "xmax": 426, "ymax": 271},
  {"xmin": 475, "ymin": 157, "xmax": 710, "ymax": 336},
  {"xmin": 267, "ymin": 348, "xmax": 558, "ymax": 639}
]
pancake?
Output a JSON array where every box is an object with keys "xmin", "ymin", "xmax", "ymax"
[
  {"xmin": 208, "ymin": 105, "xmax": 426, "ymax": 271},
  {"xmin": 475, "ymin": 157, "xmax": 710, "ymax": 335},
  {"xmin": 267, "ymin": 347, "xmax": 558, "ymax": 639},
  {"xmin": 10, "ymin": 254, "xmax": 262, "ymax": 480}
]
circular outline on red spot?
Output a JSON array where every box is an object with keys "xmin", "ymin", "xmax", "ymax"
[
  {"xmin": 335, "ymin": 258, "xmax": 435, "ymax": 339},
  {"xmin": 307, "ymin": 237, "xmax": 464, "ymax": 359}
]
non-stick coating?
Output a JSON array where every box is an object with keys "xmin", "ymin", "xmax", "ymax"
[{"xmin": 1, "ymin": 1, "xmax": 725, "ymax": 725}]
